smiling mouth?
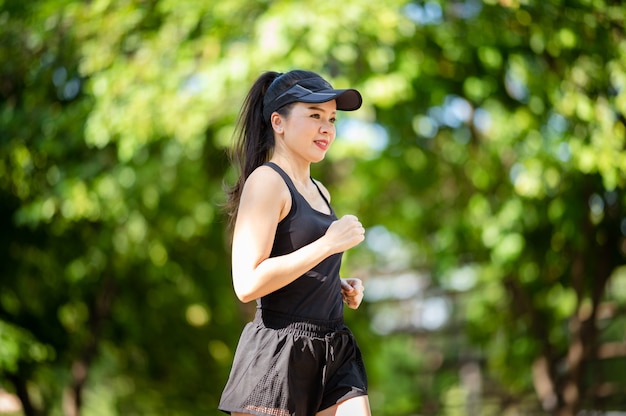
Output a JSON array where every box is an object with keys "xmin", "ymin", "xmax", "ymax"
[{"xmin": 314, "ymin": 140, "xmax": 329, "ymax": 150}]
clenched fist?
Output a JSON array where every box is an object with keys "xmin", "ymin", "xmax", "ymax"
[
  {"xmin": 341, "ymin": 278, "xmax": 365, "ymax": 309},
  {"xmin": 324, "ymin": 215, "xmax": 365, "ymax": 254}
]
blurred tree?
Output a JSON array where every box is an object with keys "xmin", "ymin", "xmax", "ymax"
[
  {"xmin": 0, "ymin": 0, "xmax": 235, "ymax": 414},
  {"xmin": 343, "ymin": 1, "xmax": 626, "ymax": 415},
  {"xmin": 0, "ymin": 0, "xmax": 624, "ymax": 416}
]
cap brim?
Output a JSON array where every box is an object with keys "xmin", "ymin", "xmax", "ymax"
[
  {"xmin": 299, "ymin": 89, "xmax": 362, "ymax": 112},
  {"xmin": 264, "ymin": 83, "xmax": 362, "ymax": 120}
]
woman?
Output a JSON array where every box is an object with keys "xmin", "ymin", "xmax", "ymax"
[{"xmin": 219, "ymin": 70, "xmax": 371, "ymax": 416}]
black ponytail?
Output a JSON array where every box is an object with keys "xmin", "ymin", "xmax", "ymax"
[{"xmin": 225, "ymin": 71, "xmax": 278, "ymax": 229}]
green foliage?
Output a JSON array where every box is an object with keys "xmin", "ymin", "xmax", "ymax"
[{"xmin": 1, "ymin": 0, "xmax": 625, "ymax": 415}]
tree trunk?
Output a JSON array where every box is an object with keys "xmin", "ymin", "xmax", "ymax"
[
  {"xmin": 62, "ymin": 277, "xmax": 116, "ymax": 416},
  {"xmin": 9, "ymin": 374, "xmax": 40, "ymax": 416}
]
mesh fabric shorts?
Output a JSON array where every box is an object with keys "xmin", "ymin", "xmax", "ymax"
[{"xmin": 218, "ymin": 309, "xmax": 368, "ymax": 416}]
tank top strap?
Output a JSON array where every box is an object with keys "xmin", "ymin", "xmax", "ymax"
[
  {"xmin": 264, "ymin": 162, "xmax": 333, "ymax": 215},
  {"xmin": 264, "ymin": 162, "xmax": 297, "ymax": 193},
  {"xmin": 310, "ymin": 178, "xmax": 332, "ymax": 212}
]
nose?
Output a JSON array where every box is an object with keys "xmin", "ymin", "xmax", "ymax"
[{"xmin": 320, "ymin": 119, "xmax": 335, "ymax": 135}]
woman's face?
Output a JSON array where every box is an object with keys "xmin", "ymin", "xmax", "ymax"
[{"xmin": 277, "ymin": 100, "xmax": 337, "ymax": 163}]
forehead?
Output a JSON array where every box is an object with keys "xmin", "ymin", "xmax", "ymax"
[{"xmin": 292, "ymin": 100, "xmax": 337, "ymax": 112}]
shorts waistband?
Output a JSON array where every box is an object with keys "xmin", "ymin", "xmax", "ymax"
[{"xmin": 254, "ymin": 309, "xmax": 345, "ymax": 337}]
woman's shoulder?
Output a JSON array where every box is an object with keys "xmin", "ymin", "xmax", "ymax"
[
  {"xmin": 247, "ymin": 164, "xmax": 285, "ymax": 184},
  {"xmin": 243, "ymin": 164, "xmax": 290, "ymax": 197},
  {"xmin": 242, "ymin": 164, "xmax": 292, "ymax": 220}
]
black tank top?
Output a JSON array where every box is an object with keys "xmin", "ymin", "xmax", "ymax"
[{"xmin": 256, "ymin": 162, "xmax": 344, "ymax": 321}]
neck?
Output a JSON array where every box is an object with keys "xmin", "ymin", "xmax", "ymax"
[{"xmin": 269, "ymin": 155, "xmax": 311, "ymax": 184}]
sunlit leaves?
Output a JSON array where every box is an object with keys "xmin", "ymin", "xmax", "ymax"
[
  {"xmin": 0, "ymin": 321, "xmax": 54, "ymax": 373},
  {"xmin": 2, "ymin": 0, "xmax": 626, "ymax": 414},
  {"xmin": 608, "ymin": 266, "xmax": 626, "ymax": 303},
  {"xmin": 364, "ymin": 73, "xmax": 414, "ymax": 108},
  {"xmin": 76, "ymin": 0, "xmax": 145, "ymax": 74}
]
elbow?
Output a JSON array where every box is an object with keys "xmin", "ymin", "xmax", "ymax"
[
  {"xmin": 233, "ymin": 280, "xmax": 257, "ymax": 303},
  {"xmin": 232, "ymin": 265, "xmax": 265, "ymax": 303},
  {"xmin": 235, "ymin": 291, "xmax": 255, "ymax": 304}
]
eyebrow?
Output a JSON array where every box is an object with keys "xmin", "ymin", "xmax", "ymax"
[{"xmin": 306, "ymin": 105, "xmax": 337, "ymax": 113}]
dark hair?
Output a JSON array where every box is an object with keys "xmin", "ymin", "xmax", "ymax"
[{"xmin": 225, "ymin": 69, "xmax": 322, "ymax": 229}]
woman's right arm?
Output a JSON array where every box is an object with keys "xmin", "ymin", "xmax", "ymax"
[{"xmin": 231, "ymin": 166, "xmax": 365, "ymax": 303}]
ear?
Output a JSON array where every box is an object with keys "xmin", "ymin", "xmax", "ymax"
[{"xmin": 270, "ymin": 112, "xmax": 284, "ymax": 134}]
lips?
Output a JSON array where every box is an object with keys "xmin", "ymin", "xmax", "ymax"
[{"xmin": 314, "ymin": 140, "xmax": 329, "ymax": 150}]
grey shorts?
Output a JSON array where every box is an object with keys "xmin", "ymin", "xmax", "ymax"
[{"xmin": 218, "ymin": 309, "xmax": 368, "ymax": 416}]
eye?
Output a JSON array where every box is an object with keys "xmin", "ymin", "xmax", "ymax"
[
  {"xmin": 330, "ymin": 117, "xmax": 336, "ymax": 124},
  {"xmin": 310, "ymin": 113, "xmax": 320, "ymax": 119}
]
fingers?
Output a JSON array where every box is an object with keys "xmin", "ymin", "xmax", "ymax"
[
  {"xmin": 342, "ymin": 292, "xmax": 363, "ymax": 309},
  {"xmin": 337, "ymin": 216, "xmax": 365, "ymax": 240},
  {"xmin": 326, "ymin": 215, "xmax": 366, "ymax": 253},
  {"xmin": 341, "ymin": 278, "xmax": 364, "ymax": 309},
  {"xmin": 344, "ymin": 215, "xmax": 366, "ymax": 237},
  {"xmin": 342, "ymin": 287, "xmax": 362, "ymax": 299},
  {"xmin": 342, "ymin": 278, "xmax": 363, "ymax": 291},
  {"xmin": 340, "ymin": 279, "xmax": 354, "ymax": 291}
]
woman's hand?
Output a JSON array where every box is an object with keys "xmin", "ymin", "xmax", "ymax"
[
  {"xmin": 324, "ymin": 215, "xmax": 365, "ymax": 254},
  {"xmin": 341, "ymin": 278, "xmax": 365, "ymax": 310}
]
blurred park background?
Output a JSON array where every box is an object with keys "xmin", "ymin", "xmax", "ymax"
[{"xmin": 1, "ymin": 0, "xmax": 626, "ymax": 415}]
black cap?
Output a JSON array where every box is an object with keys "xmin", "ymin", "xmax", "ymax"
[{"xmin": 263, "ymin": 75, "xmax": 362, "ymax": 121}]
